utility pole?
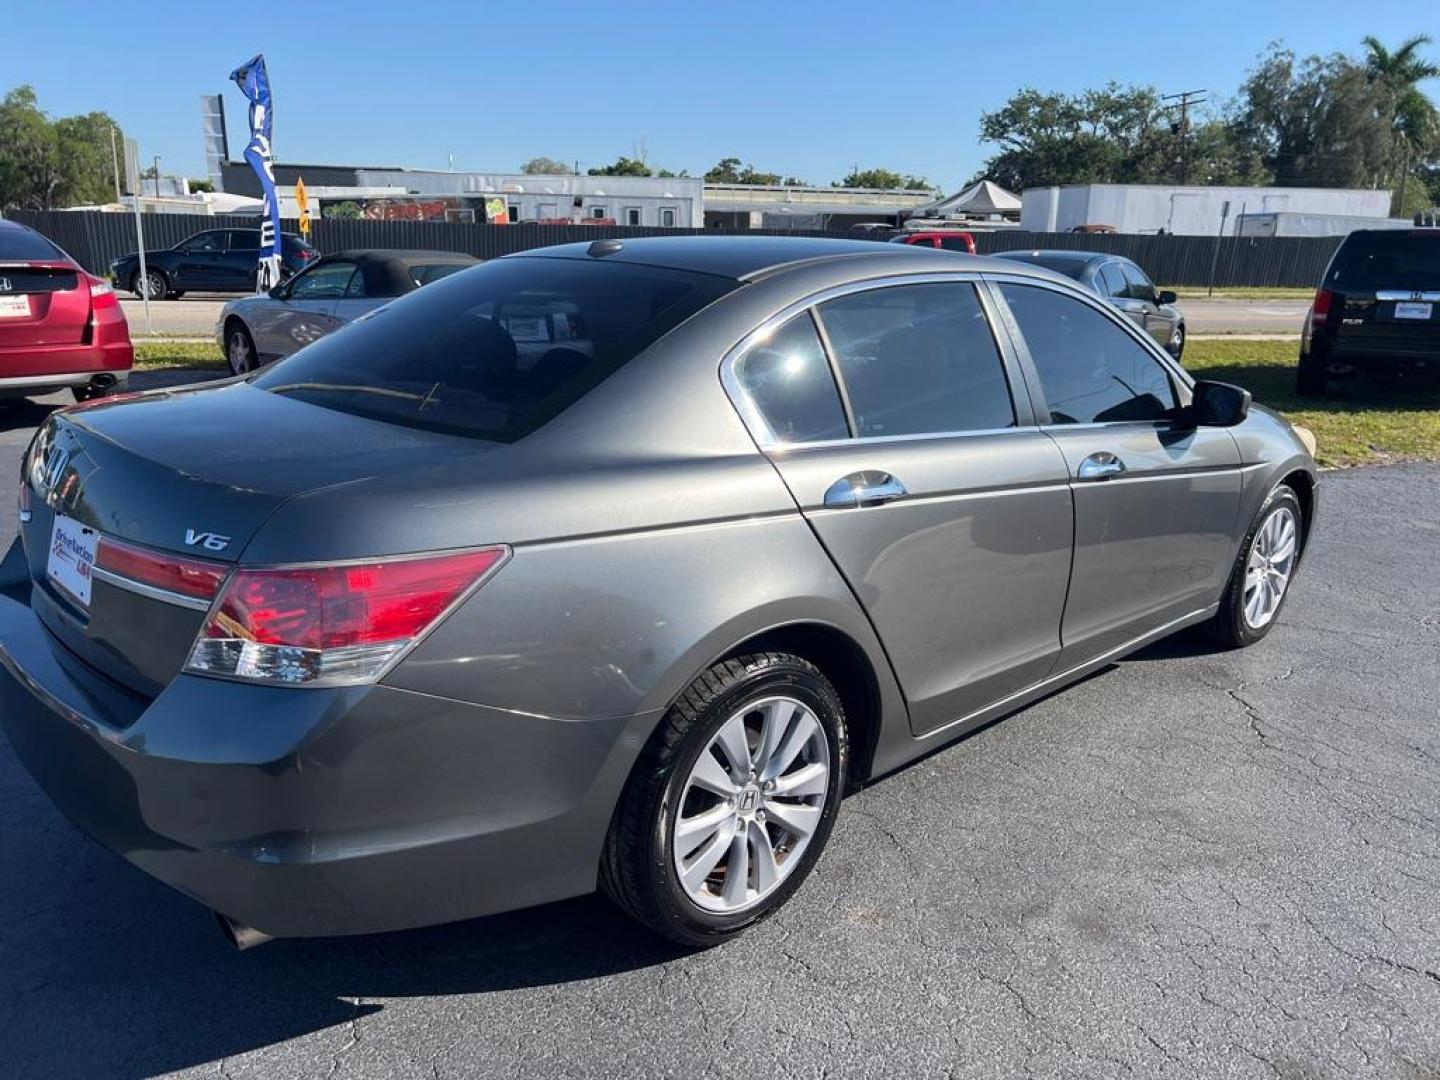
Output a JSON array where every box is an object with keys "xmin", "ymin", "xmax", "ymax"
[
  {"xmin": 109, "ymin": 126, "xmax": 122, "ymax": 202},
  {"xmin": 152, "ymin": 155, "xmax": 162, "ymax": 199},
  {"xmin": 1162, "ymin": 89, "xmax": 1207, "ymax": 185}
]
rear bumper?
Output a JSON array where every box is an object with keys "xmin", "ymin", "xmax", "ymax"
[
  {"xmin": 1316, "ymin": 334, "xmax": 1440, "ymax": 366},
  {"xmin": 0, "ymin": 538, "xmax": 653, "ymax": 938},
  {"xmin": 0, "ymin": 339, "xmax": 133, "ymax": 396}
]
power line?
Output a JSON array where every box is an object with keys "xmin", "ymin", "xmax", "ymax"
[{"xmin": 1162, "ymin": 89, "xmax": 1208, "ymax": 184}]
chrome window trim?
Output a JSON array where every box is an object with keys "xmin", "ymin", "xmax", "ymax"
[
  {"xmin": 719, "ymin": 270, "xmax": 1023, "ymax": 450},
  {"xmin": 91, "ymin": 566, "xmax": 215, "ymax": 612},
  {"xmin": 1375, "ymin": 290, "xmax": 1440, "ymax": 302},
  {"xmin": 768, "ymin": 424, "xmax": 1042, "ymax": 454}
]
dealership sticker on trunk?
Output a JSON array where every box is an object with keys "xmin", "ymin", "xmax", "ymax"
[
  {"xmin": 0, "ymin": 295, "xmax": 31, "ymax": 318},
  {"xmin": 47, "ymin": 515, "xmax": 98, "ymax": 607},
  {"xmin": 1394, "ymin": 302, "xmax": 1433, "ymax": 320}
]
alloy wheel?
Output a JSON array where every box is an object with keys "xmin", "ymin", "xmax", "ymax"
[
  {"xmin": 141, "ymin": 271, "xmax": 166, "ymax": 300},
  {"xmin": 227, "ymin": 330, "xmax": 254, "ymax": 375},
  {"xmin": 672, "ymin": 695, "xmax": 831, "ymax": 914},
  {"xmin": 1243, "ymin": 506, "xmax": 1298, "ymax": 629}
]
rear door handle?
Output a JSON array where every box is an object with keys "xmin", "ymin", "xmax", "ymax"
[
  {"xmin": 1076, "ymin": 452, "xmax": 1127, "ymax": 481},
  {"xmin": 823, "ymin": 471, "xmax": 908, "ymax": 508}
]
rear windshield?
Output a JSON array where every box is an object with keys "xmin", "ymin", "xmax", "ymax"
[
  {"xmin": 254, "ymin": 257, "xmax": 735, "ymax": 441},
  {"xmin": 0, "ymin": 227, "xmax": 65, "ymax": 262},
  {"xmin": 997, "ymin": 254, "xmax": 1088, "ymax": 282},
  {"xmin": 1329, "ymin": 232, "xmax": 1440, "ymax": 290}
]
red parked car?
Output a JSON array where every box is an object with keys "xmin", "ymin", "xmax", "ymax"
[
  {"xmin": 890, "ymin": 230, "xmax": 977, "ymax": 254},
  {"xmin": 0, "ymin": 220, "xmax": 133, "ymax": 404}
]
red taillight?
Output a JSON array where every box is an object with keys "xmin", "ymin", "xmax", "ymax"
[
  {"xmin": 96, "ymin": 537, "xmax": 229, "ymax": 601},
  {"xmin": 87, "ymin": 274, "xmax": 118, "ymax": 310},
  {"xmin": 186, "ymin": 547, "xmax": 508, "ymax": 686},
  {"xmin": 1312, "ymin": 288, "xmax": 1334, "ymax": 320}
]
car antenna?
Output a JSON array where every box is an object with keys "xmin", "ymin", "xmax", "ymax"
[{"xmin": 587, "ymin": 239, "xmax": 624, "ymax": 258}]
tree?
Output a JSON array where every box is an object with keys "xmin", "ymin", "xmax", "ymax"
[
  {"xmin": 1361, "ymin": 35, "xmax": 1440, "ymax": 210},
  {"xmin": 587, "ymin": 156, "xmax": 653, "ymax": 177},
  {"xmin": 521, "ymin": 156, "xmax": 571, "ymax": 175},
  {"xmin": 703, "ymin": 157, "xmax": 807, "ymax": 185},
  {"xmin": 0, "ymin": 86, "xmax": 122, "ymax": 210},
  {"xmin": 837, "ymin": 167, "xmax": 931, "ymax": 190}
]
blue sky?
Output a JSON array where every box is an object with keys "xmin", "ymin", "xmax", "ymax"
[{"xmin": 8, "ymin": 0, "xmax": 1437, "ymax": 191}]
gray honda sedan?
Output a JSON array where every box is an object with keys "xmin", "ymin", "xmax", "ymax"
[{"xmin": 0, "ymin": 238, "xmax": 1317, "ymax": 949}]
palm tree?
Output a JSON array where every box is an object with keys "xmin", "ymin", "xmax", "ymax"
[{"xmin": 1361, "ymin": 35, "xmax": 1440, "ymax": 210}]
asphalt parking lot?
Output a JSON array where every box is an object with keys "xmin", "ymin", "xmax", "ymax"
[{"xmin": 0, "ymin": 380, "xmax": 1436, "ymax": 1079}]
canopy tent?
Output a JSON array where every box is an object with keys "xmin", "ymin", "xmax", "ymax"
[{"xmin": 913, "ymin": 180, "xmax": 1021, "ymax": 218}]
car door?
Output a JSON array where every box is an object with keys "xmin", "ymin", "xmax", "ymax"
[
  {"xmin": 171, "ymin": 231, "xmax": 227, "ymax": 289},
  {"xmin": 1119, "ymin": 261, "xmax": 1176, "ymax": 348},
  {"xmin": 725, "ymin": 276, "xmax": 1075, "ymax": 736},
  {"xmin": 218, "ymin": 230, "xmax": 264, "ymax": 292},
  {"xmin": 990, "ymin": 277, "xmax": 1242, "ymax": 669},
  {"xmin": 252, "ymin": 259, "xmax": 356, "ymax": 359}
]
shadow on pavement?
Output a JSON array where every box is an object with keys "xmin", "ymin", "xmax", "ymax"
[
  {"xmin": 0, "ymin": 399, "xmax": 60, "ymax": 433},
  {"xmin": 0, "ymin": 812, "xmax": 684, "ymax": 1078}
]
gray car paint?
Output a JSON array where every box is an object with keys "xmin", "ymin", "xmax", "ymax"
[{"xmin": 0, "ymin": 238, "xmax": 1318, "ymax": 939}]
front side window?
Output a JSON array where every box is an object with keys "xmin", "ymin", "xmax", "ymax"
[
  {"xmin": 227, "ymin": 231, "xmax": 261, "ymax": 252},
  {"xmin": 288, "ymin": 261, "xmax": 356, "ymax": 300},
  {"xmin": 1120, "ymin": 262, "xmax": 1156, "ymax": 303},
  {"xmin": 408, "ymin": 263, "xmax": 469, "ymax": 289},
  {"xmin": 1098, "ymin": 263, "xmax": 1128, "ymax": 298},
  {"xmin": 181, "ymin": 232, "xmax": 226, "ymax": 253},
  {"xmin": 256, "ymin": 258, "xmax": 734, "ymax": 442},
  {"xmin": 999, "ymin": 284, "xmax": 1176, "ymax": 425},
  {"xmin": 733, "ymin": 314, "xmax": 848, "ymax": 444},
  {"xmin": 817, "ymin": 283, "xmax": 1014, "ymax": 437},
  {"xmin": 938, "ymin": 235, "xmax": 972, "ymax": 252}
]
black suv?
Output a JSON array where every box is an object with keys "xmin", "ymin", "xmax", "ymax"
[
  {"xmin": 1298, "ymin": 229, "xmax": 1440, "ymax": 396},
  {"xmin": 110, "ymin": 229, "xmax": 318, "ymax": 300}
]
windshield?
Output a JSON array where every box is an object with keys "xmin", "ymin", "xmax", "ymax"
[
  {"xmin": 1329, "ymin": 232, "xmax": 1440, "ymax": 290},
  {"xmin": 254, "ymin": 257, "xmax": 735, "ymax": 441}
]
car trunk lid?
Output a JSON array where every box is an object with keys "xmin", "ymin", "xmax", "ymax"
[
  {"xmin": 21, "ymin": 380, "xmax": 490, "ymax": 701},
  {"xmin": 0, "ymin": 261, "xmax": 89, "ymax": 349}
]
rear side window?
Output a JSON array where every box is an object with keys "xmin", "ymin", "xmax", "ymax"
[
  {"xmin": 733, "ymin": 314, "xmax": 848, "ymax": 444},
  {"xmin": 0, "ymin": 227, "xmax": 64, "ymax": 261},
  {"xmin": 938, "ymin": 235, "xmax": 972, "ymax": 252},
  {"xmin": 1329, "ymin": 232, "xmax": 1440, "ymax": 290},
  {"xmin": 1000, "ymin": 284, "xmax": 1176, "ymax": 424},
  {"xmin": 409, "ymin": 263, "xmax": 469, "ymax": 288},
  {"xmin": 255, "ymin": 258, "xmax": 734, "ymax": 442},
  {"xmin": 818, "ymin": 283, "xmax": 1014, "ymax": 437}
]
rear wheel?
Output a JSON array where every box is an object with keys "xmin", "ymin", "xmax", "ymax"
[
  {"xmin": 225, "ymin": 323, "xmax": 257, "ymax": 375},
  {"xmin": 601, "ymin": 652, "xmax": 848, "ymax": 947},
  {"xmin": 1296, "ymin": 351, "xmax": 1328, "ymax": 397},
  {"xmin": 1167, "ymin": 323, "xmax": 1185, "ymax": 360},
  {"xmin": 132, "ymin": 269, "xmax": 169, "ymax": 301},
  {"xmin": 1207, "ymin": 484, "xmax": 1302, "ymax": 648}
]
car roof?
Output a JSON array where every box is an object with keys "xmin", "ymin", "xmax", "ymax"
[
  {"xmin": 996, "ymin": 249, "xmax": 1110, "ymax": 266},
  {"xmin": 511, "ymin": 235, "xmax": 988, "ymax": 281},
  {"xmin": 327, "ymin": 249, "xmax": 478, "ymax": 265}
]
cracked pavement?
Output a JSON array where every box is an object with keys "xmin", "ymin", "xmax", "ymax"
[{"xmin": 1, "ymin": 386, "xmax": 1437, "ymax": 1079}]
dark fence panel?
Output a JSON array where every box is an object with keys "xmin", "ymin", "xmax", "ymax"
[
  {"xmin": 7, "ymin": 210, "xmax": 1341, "ymax": 288},
  {"xmin": 976, "ymin": 230, "xmax": 1339, "ymax": 288}
]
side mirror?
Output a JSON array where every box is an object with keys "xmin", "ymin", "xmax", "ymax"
[
  {"xmin": 269, "ymin": 283, "xmax": 289, "ymax": 300},
  {"xmin": 1188, "ymin": 380, "xmax": 1251, "ymax": 427},
  {"xmin": 1157, "ymin": 289, "xmax": 1178, "ymax": 305}
]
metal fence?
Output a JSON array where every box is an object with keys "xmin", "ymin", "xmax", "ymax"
[{"xmin": 7, "ymin": 210, "xmax": 1341, "ymax": 288}]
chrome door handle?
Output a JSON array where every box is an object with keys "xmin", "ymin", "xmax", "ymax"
[
  {"xmin": 1077, "ymin": 452, "xmax": 1127, "ymax": 481},
  {"xmin": 823, "ymin": 471, "xmax": 908, "ymax": 508}
]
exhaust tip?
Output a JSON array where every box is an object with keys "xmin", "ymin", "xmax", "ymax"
[
  {"xmin": 90, "ymin": 373, "xmax": 117, "ymax": 389},
  {"xmin": 215, "ymin": 911, "xmax": 273, "ymax": 951}
]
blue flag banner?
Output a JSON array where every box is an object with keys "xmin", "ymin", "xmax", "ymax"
[{"xmin": 230, "ymin": 54, "xmax": 281, "ymax": 293}]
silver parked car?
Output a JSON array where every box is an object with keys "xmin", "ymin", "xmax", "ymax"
[
  {"xmin": 217, "ymin": 248, "xmax": 478, "ymax": 373},
  {"xmin": 997, "ymin": 250, "xmax": 1187, "ymax": 359},
  {"xmin": 1, "ymin": 238, "xmax": 1317, "ymax": 949}
]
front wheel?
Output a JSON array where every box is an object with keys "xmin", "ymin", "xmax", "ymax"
[
  {"xmin": 225, "ymin": 323, "xmax": 257, "ymax": 375},
  {"xmin": 1167, "ymin": 323, "xmax": 1185, "ymax": 360},
  {"xmin": 132, "ymin": 269, "xmax": 169, "ymax": 301},
  {"xmin": 1207, "ymin": 484, "xmax": 1303, "ymax": 648},
  {"xmin": 601, "ymin": 652, "xmax": 848, "ymax": 947}
]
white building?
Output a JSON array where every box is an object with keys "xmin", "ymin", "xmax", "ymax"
[
  {"xmin": 352, "ymin": 169, "xmax": 703, "ymax": 227},
  {"xmin": 1021, "ymin": 184, "xmax": 1393, "ymax": 236}
]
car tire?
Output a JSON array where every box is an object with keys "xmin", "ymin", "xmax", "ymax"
[
  {"xmin": 225, "ymin": 323, "xmax": 258, "ymax": 375},
  {"xmin": 132, "ymin": 269, "xmax": 170, "ymax": 302},
  {"xmin": 1296, "ymin": 351, "xmax": 1328, "ymax": 397},
  {"xmin": 601, "ymin": 652, "xmax": 848, "ymax": 947},
  {"xmin": 1206, "ymin": 484, "xmax": 1303, "ymax": 649},
  {"xmin": 1167, "ymin": 323, "xmax": 1185, "ymax": 360}
]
